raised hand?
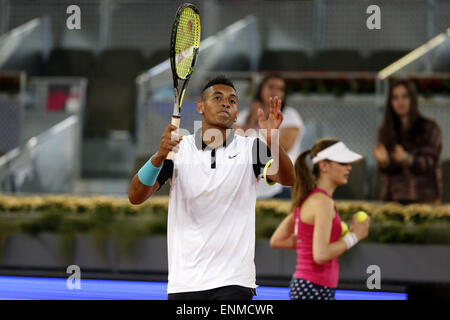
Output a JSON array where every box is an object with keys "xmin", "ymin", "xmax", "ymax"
[
  {"xmin": 392, "ymin": 144, "xmax": 410, "ymax": 165},
  {"xmin": 156, "ymin": 124, "xmax": 183, "ymax": 160},
  {"xmin": 373, "ymin": 143, "xmax": 389, "ymax": 168},
  {"xmin": 350, "ymin": 214, "xmax": 370, "ymax": 241},
  {"xmin": 257, "ymin": 96, "xmax": 283, "ymax": 145}
]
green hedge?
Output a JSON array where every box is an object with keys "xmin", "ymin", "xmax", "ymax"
[
  {"xmin": 1, "ymin": 195, "xmax": 450, "ymax": 248},
  {"xmin": 255, "ymin": 200, "xmax": 450, "ymax": 244}
]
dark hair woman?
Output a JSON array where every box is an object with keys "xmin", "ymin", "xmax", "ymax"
[{"xmin": 373, "ymin": 79, "xmax": 442, "ymax": 204}]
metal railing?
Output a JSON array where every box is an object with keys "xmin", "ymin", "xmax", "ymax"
[{"xmin": 0, "ymin": 115, "xmax": 80, "ymax": 194}]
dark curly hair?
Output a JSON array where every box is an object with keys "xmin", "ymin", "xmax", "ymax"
[{"xmin": 202, "ymin": 75, "xmax": 236, "ymax": 94}]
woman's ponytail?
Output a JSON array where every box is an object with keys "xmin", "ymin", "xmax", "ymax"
[{"xmin": 290, "ymin": 149, "xmax": 315, "ymax": 212}]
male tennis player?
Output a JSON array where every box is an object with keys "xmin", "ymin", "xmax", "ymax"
[{"xmin": 128, "ymin": 76, "xmax": 295, "ymax": 300}]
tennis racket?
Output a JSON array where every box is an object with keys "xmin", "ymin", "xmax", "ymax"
[{"xmin": 167, "ymin": 3, "xmax": 201, "ymax": 160}]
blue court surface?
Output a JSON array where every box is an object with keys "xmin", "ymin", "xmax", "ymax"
[{"xmin": 0, "ymin": 276, "xmax": 407, "ymax": 300}]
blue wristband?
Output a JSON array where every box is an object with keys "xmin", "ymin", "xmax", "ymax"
[{"xmin": 138, "ymin": 155, "xmax": 163, "ymax": 186}]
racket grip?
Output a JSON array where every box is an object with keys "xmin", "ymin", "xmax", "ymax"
[{"xmin": 167, "ymin": 116, "xmax": 181, "ymax": 160}]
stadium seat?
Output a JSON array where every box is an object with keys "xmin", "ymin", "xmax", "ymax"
[
  {"xmin": 95, "ymin": 48, "xmax": 144, "ymax": 82},
  {"xmin": 311, "ymin": 49, "xmax": 362, "ymax": 71},
  {"xmin": 44, "ymin": 48, "xmax": 94, "ymax": 78},
  {"xmin": 19, "ymin": 52, "xmax": 44, "ymax": 76},
  {"xmin": 441, "ymin": 160, "xmax": 450, "ymax": 203},
  {"xmin": 83, "ymin": 78, "xmax": 135, "ymax": 137},
  {"xmin": 146, "ymin": 49, "xmax": 168, "ymax": 69},
  {"xmin": 0, "ymin": 51, "xmax": 44, "ymax": 76},
  {"xmin": 364, "ymin": 50, "xmax": 409, "ymax": 72},
  {"xmin": 431, "ymin": 46, "xmax": 450, "ymax": 72},
  {"xmin": 211, "ymin": 54, "xmax": 251, "ymax": 71},
  {"xmin": 333, "ymin": 159, "xmax": 367, "ymax": 200},
  {"xmin": 259, "ymin": 50, "xmax": 309, "ymax": 71}
]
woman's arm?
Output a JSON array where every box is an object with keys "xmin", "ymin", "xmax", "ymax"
[
  {"xmin": 311, "ymin": 196, "xmax": 348, "ymax": 265},
  {"xmin": 270, "ymin": 213, "xmax": 297, "ymax": 249},
  {"xmin": 373, "ymin": 142, "xmax": 390, "ymax": 169},
  {"xmin": 373, "ymin": 139, "xmax": 402, "ymax": 174},
  {"xmin": 312, "ymin": 195, "xmax": 370, "ymax": 265}
]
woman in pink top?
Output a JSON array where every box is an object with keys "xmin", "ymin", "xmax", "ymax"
[{"xmin": 270, "ymin": 138, "xmax": 370, "ymax": 300}]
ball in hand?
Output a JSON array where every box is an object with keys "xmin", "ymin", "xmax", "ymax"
[
  {"xmin": 356, "ymin": 211, "xmax": 368, "ymax": 223},
  {"xmin": 341, "ymin": 221, "xmax": 349, "ymax": 238}
]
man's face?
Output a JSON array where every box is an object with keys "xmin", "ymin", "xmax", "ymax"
[{"xmin": 199, "ymin": 84, "xmax": 238, "ymax": 129}]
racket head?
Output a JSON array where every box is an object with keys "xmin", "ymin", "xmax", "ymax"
[{"xmin": 170, "ymin": 3, "xmax": 201, "ymax": 82}]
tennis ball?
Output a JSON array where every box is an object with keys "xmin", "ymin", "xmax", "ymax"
[
  {"xmin": 341, "ymin": 221, "xmax": 349, "ymax": 238},
  {"xmin": 356, "ymin": 211, "xmax": 368, "ymax": 223}
]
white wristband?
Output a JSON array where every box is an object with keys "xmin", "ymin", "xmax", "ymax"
[{"xmin": 343, "ymin": 232, "xmax": 358, "ymax": 250}]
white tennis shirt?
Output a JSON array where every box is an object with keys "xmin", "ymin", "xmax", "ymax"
[{"xmin": 156, "ymin": 129, "xmax": 271, "ymax": 294}]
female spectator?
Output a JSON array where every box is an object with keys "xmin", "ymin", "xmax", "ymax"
[
  {"xmin": 373, "ymin": 79, "xmax": 442, "ymax": 204},
  {"xmin": 270, "ymin": 138, "xmax": 370, "ymax": 300},
  {"xmin": 236, "ymin": 73, "xmax": 305, "ymax": 198}
]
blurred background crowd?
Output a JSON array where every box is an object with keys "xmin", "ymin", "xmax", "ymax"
[
  {"xmin": 0, "ymin": 0, "xmax": 450, "ymax": 299},
  {"xmin": 0, "ymin": 0, "xmax": 449, "ymax": 202}
]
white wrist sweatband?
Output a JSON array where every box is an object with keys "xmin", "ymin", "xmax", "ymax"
[{"xmin": 343, "ymin": 232, "xmax": 358, "ymax": 249}]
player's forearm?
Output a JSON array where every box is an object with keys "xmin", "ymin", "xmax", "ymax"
[
  {"xmin": 280, "ymin": 139, "xmax": 294, "ymax": 153},
  {"xmin": 267, "ymin": 140, "xmax": 295, "ymax": 186},
  {"xmin": 271, "ymin": 234, "xmax": 297, "ymax": 249},
  {"xmin": 129, "ymin": 152, "xmax": 166, "ymax": 205},
  {"xmin": 128, "ymin": 174, "xmax": 159, "ymax": 205},
  {"xmin": 313, "ymin": 240, "xmax": 348, "ymax": 265},
  {"xmin": 279, "ymin": 127, "xmax": 300, "ymax": 152},
  {"xmin": 152, "ymin": 152, "xmax": 166, "ymax": 167},
  {"xmin": 270, "ymin": 214, "xmax": 296, "ymax": 249},
  {"xmin": 278, "ymin": 151, "xmax": 295, "ymax": 186}
]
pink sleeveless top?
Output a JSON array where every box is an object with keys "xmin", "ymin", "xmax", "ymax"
[{"xmin": 293, "ymin": 188, "xmax": 342, "ymax": 288}]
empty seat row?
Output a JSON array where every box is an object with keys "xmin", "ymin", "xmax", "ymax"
[
  {"xmin": 40, "ymin": 48, "xmax": 173, "ymax": 138},
  {"xmin": 199, "ymin": 50, "xmax": 409, "ymax": 72},
  {"xmin": 41, "ymin": 48, "xmax": 151, "ymax": 138},
  {"xmin": 44, "ymin": 48, "xmax": 168, "ymax": 80},
  {"xmin": 258, "ymin": 49, "xmax": 409, "ymax": 72},
  {"xmin": 19, "ymin": 48, "xmax": 409, "ymax": 142},
  {"xmin": 31, "ymin": 48, "xmax": 410, "ymax": 79},
  {"xmin": 83, "ymin": 79, "xmax": 136, "ymax": 137}
]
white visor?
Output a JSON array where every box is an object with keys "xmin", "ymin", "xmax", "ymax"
[{"xmin": 311, "ymin": 142, "xmax": 363, "ymax": 164}]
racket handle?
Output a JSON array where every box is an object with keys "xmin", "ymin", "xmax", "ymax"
[{"xmin": 167, "ymin": 116, "xmax": 181, "ymax": 160}]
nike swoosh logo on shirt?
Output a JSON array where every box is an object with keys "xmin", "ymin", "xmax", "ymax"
[{"xmin": 228, "ymin": 153, "xmax": 239, "ymax": 159}]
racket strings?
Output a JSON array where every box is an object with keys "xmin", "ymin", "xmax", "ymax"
[{"xmin": 175, "ymin": 8, "xmax": 200, "ymax": 79}]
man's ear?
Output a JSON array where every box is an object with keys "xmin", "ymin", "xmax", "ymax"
[{"xmin": 197, "ymin": 100, "xmax": 204, "ymax": 114}]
